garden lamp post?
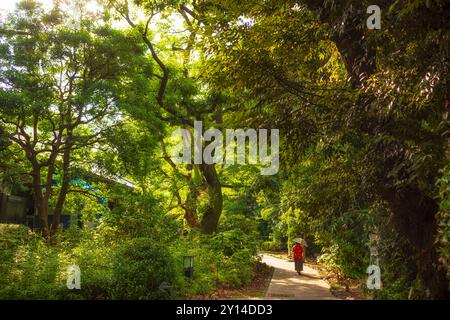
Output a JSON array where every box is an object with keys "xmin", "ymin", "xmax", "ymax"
[{"xmin": 183, "ymin": 256, "xmax": 194, "ymax": 278}]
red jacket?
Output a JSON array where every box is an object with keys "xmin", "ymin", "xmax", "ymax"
[{"xmin": 293, "ymin": 244, "xmax": 303, "ymax": 260}]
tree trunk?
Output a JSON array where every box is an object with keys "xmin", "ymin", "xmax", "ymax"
[
  {"xmin": 383, "ymin": 187, "xmax": 449, "ymax": 298},
  {"xmin": 51, "ymin": 145, "xmax": 71, "ymax": 233},
  {"xmin": 30, "ymin": 162, "xmax": 49, "ymax": 237},
  {"xmin": 199, "ymin": 163, "xmax": 223, "ymax": 234},
  {"xmin": 50, "ymin": 175, "xmax": 69, "ymax": 233},
  {"xmin": 34, "ymin": 184, "xmax": 49, "ymax": 237}
]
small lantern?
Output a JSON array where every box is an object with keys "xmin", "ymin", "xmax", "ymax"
[{"xmin": 183, "ymin": 256, "xmax": 194, "ymax": 278}]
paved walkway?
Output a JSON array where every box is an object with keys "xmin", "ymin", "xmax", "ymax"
[{"xmin": 261, "ymin": 254, "xmax": 339, "ymax": 300}]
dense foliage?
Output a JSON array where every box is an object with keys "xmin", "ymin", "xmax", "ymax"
[{"xmin": 0, "ymin": 0, "xmax": 448, "ymax": 300}]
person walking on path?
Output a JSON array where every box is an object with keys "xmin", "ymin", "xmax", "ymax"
[{"xmin": 292, "ymin": 239, "xmax": 305, "ymax": 275}]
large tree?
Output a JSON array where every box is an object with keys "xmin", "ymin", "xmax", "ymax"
[
  {"xmin": 108, "ymin": 0, "xmax": 227, "ymax": 234},
  {"xmin": 0, "ymin": 0, "xmax": 142, "ymax": 236},
  {"xmin": 191, "ymin": 0, "xmax": 450, "ymax": 297}
]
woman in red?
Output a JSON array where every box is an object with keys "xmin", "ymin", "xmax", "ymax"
[{"xmin": 292, "ymin": 240, "xmax": 304, "ymax": 274}]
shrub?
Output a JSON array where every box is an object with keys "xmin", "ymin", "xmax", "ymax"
[
  {"xmin": 218, "ymin": 248, "xmax": 256, "ymax": 287},
  {"xmin": 208, "ymin": 229, "xmax": 259, "ymax": 288},
  {"xmin": 0, "ymin": 224, "xmax": 65, "ymax": 299},
  {"xmin": 111, "ymin": 238, "xmax": 177, "ymax": 299},
  {"xmin": 169, "ymin": 237, "xmax": 216, "ymax": 297},
  {"xmin": 436, "ymin": 164, "xmax": 450, "ymax": 283},
  {"xmin": 65, "ymin": 237, "xmax": 115, "ymax": 300},
  {"xmin": 260, "ymin": 241, "xmax": 284, "ymax": 251},
  {"xmin": 170, "ymin": 228, "xmax": 260, "ymax": 297}
]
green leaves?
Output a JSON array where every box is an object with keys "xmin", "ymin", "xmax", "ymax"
[{"xmin": 436, "ymin": 164, "xmax": 450, "ymax": 283}]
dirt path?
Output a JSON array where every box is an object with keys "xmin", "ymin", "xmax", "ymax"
[{"xmin": 261, "ymin": 254, "xmax": 339, "ymax": 300}]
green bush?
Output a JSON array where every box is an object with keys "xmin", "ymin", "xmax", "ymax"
[
  {"xmin": 436, "ymin": 164, "xmax": 450, "ymax": 283},
  {"xmin": 169, "ymin": 237, "xmax": 216, "ymax": 297},
  {"xmin": 0, "ymin": 224, "xmax": 65, "ymax": 299},
  {"xmin": 260, "ymin": 241, "xmax": 284, "ymax": 251},
  {"xmin": 372, "ymin": 275, "xmax": 410, "ymax": 300},
  {"xmin": 65, "ymin": 237, "xmax": 115, "ymax": 300},
  {"xmin": 208, "ymin": 229, "xmax": 259, "ymax": 288},
  {"xmin": 111, "ymin": 238, "xmax": 177, "ymax": 299},
  {"xmin": 0, "ymin": 220, "xmax": 260, "ymax": 299},
  {"xmin": 169, "ymin": 228, "xmax": 260, "ymax": 297},
  {"xmin": 218, "ymin": 248, "xmax": 256, "ymax": 287}
]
